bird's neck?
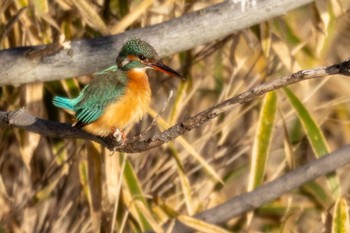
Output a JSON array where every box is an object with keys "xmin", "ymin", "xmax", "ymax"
[{"xmin": 126, "ymin": 69, "xmax": 151, "ymax": 94}]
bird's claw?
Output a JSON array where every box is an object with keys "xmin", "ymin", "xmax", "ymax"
[
  {"xmin": 110, "ymin": 128, "xmax": 127, "ymax": 148},
  {"xmin": 113, "ymin": 128, "xmax": 123, "ymax": 142}
]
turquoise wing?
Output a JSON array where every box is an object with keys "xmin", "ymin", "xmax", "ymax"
[{"xmin": 71, "ymin": 65, "xmax": 127, "ymax": 124}]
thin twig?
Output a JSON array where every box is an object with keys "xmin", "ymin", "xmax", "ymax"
[{"xmin": 128, "ymin": 90, "xmax": 174, "ymax": 143}]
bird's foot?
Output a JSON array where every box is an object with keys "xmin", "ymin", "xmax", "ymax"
[
  {"xmin": 110, "ymin": 128, "xmax": 127, "ymax": 146},
  {"xmin": 103, "ymin": 129, "xmax": 127, "ymax": 151},
  {"xmin": 112, "ymin": 128, "xmax": 123, "ymax": 142}
]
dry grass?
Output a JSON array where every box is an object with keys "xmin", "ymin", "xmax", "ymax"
[{"xmin": 1, "ymin": 0, "xmax": 350, "ymax": 232}]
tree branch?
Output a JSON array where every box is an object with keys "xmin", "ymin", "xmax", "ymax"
[
  {"xmin": 0, "ymin": 0, "xmax": 313, "ymax": 86},
  {"xmin": 164, "ymin": 144, "xmax": 350, "ymax": 233},
  {"xmin": 1, "ymin": 58, "xmax": 350, "ymax": 152}
]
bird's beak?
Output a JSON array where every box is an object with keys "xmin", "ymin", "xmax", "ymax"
[{"xmin": 150, "ymin": 61, "xmax": 185, "ymax": 80}]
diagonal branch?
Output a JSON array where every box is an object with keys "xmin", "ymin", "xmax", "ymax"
[
  {"xmin": 2, "ymin": 58, "xmax": 350, "ymax": 152},
  {"xmin": 164, "ymin": 144, "xmax": 350, "ymax": 233}
]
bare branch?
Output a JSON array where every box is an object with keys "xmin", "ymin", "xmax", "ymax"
[
  {"xmin": 0, "ymin": 109, "xmax": 109, "ymax": 144},
  {"xmin": 0, "ymin": 0, "xmax": 313, "ymax": 86},
  {"xmin": 2, "ymin": 58, "xmax": 350, "ymax": 152},
  {"xmin": 164, "ymin": 144, "xmax": 350, "ymax": 233}
]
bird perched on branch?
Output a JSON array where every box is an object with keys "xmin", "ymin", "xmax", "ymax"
[{"xmin": 53, "ymin": 38, "xmax": 183, "ymax": 143}]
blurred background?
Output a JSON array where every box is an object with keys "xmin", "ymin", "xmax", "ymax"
[{"xmin": 1, "ymin": 0, "xmax": 350, "ymax": 232}]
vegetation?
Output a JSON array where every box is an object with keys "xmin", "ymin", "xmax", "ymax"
[{"xmin": 1, "ymin": 0, "xmax": 350, "ymax": 232}]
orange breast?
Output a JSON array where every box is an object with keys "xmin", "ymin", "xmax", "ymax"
[{"xmin": 83, "ymin": 70, "xmax": 151, "ymax": 137}]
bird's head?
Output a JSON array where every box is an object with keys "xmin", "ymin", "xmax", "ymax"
[{"xmin": 116, "ymin": 38, "xmax": 184, "ymax": 80}]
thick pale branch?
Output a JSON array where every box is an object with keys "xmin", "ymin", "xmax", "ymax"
[
  {"xmin": 2, "ymin": 58, "xmax": 350, "ymax": 152},
  {"xmin": 0, "ymin": 0, "xmax": 313, "ymax": 86}
]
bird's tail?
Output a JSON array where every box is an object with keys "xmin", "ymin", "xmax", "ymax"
[{"xmin": 53, "ymin": 96, "xmax": 77, "ymax": 111}]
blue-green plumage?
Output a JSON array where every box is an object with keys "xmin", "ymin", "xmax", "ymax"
[
  {"xmin": 52, "ymin": 95, "xmax": 82, "ymax": 111},
  {"xmin": 53, "ymin": 65, "xmax": 127, "ymax": 125}
]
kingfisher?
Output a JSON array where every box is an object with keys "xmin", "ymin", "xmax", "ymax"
[{"xmin": 53, "ymin": 38, "xmax": 183, "ymax": 143}]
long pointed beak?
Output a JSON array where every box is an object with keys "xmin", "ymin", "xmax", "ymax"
[{"xmin": 150, "ymin": 61, "xmax": 185, "ymax": 80}]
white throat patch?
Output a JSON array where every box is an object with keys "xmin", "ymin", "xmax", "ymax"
[
  {"xmin": 121, "ymin": 58, "xmax": 130, "ymax": 67},
  {"xmin": 132, "ymin": 67, "xmax": 149, "ymax": 72}
]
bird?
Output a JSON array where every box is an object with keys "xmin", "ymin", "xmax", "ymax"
[{"xmin": 53, "ymin": 38, "xmax": 183, "ymax": 143}]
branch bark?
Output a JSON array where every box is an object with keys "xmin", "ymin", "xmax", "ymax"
[
  {"xmin": 0, "ymin": 0, "xmax": 313, "ymax": 86},
  {"xmin": 1, "ymin": 58, "xmax": 350, "ymax": 152}
]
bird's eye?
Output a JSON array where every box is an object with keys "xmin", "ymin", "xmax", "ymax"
[{"xmin": 139, "ymin": 55, "xmax": 146, "ymax": 60}]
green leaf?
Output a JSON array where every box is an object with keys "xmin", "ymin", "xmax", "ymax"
[
  {"xmin": 123, "ymin": 157, "xmax": 152, "ymax": 231},
  {"xmin": 301, "ymin": 181, "xmax": 334, "ymax": 209},
  {"xmin": 247, "ymin": 91, "xmax": 277, "ymax": 227},
  {"xmin": 284, "ymin": 87, "xmax": 340, "ymax": 197},
  {"xmin": 248, "ymin": 91, "xmax": 277, "ymax": 190},
  {"xmin": 123, "ymin": 158, "xmax": 146, "ymax": 205},
  {"xmin": 332, "ymin": 197, "xmax": 350, "ymax": 233},
  {"xmin": 123, "ymin": 156, "xmax": 163, "ymax": 232}
]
